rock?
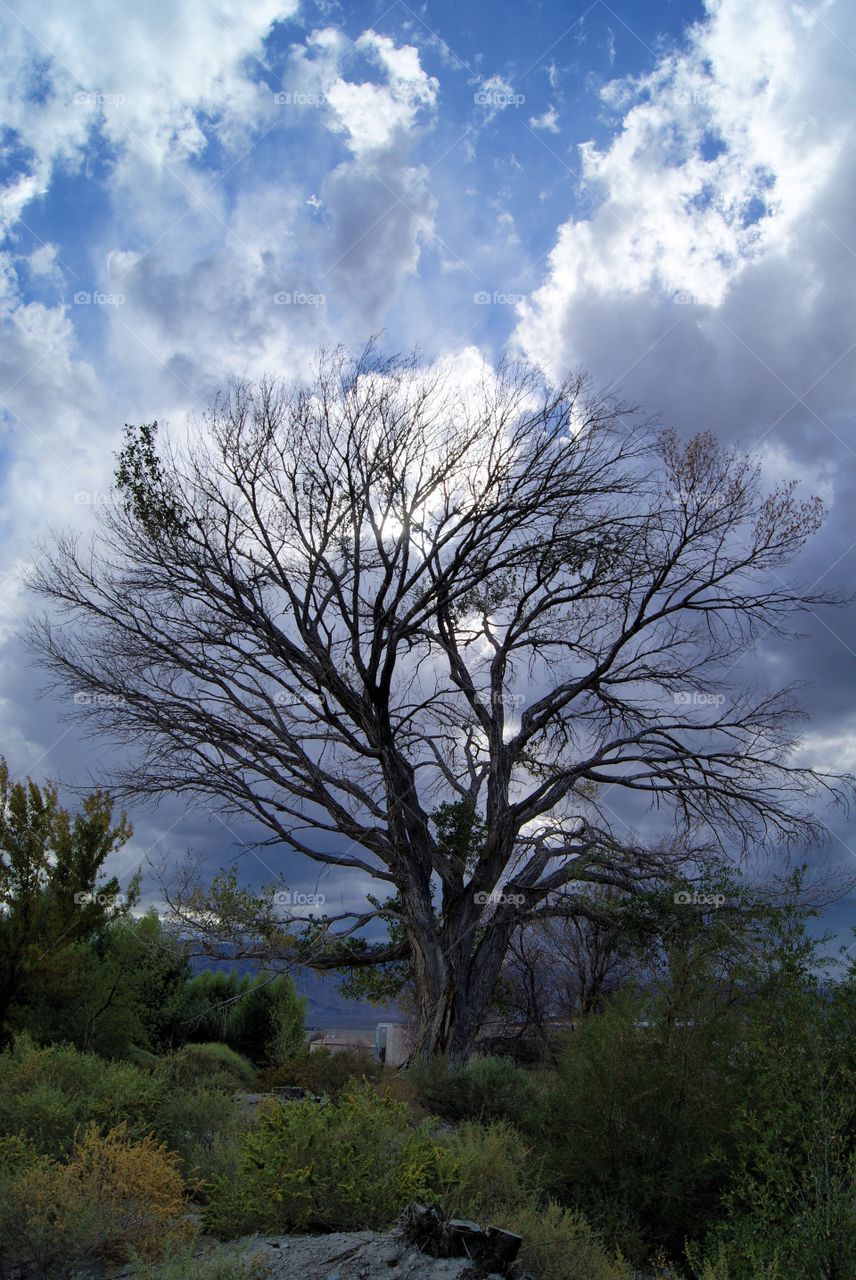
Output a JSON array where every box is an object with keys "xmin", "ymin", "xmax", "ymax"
[{"xmin": 398, "ymin": 1204, "xmax": 522, "ymax": 1275}]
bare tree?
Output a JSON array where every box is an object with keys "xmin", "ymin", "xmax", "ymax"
[{"xmin": 28, "ymin": 345, "xmax": 850, "ymax": 1062}]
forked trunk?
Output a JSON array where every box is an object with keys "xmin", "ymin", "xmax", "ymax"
[{"xmin": 406, "ymin": 913, "xmax": 514, "ymax": 1066}]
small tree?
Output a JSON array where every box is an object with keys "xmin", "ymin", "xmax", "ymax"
[
  {"xmin": 29, "ymin": 346, "xmax": 850, "ymax": 1062},
  {"xmin": 0, "ymin": 759, "xmax": 131, "ymax": 1045}
]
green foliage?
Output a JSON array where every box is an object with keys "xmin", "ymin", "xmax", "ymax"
[
  {"xmin": 205, "ymin": 1081, "xmax": 457, "ymax": 1237},
  {"xmin": 260, "ymin": 1045, "xmax": 381, "ymax": 1097},
  {"xmin": 155, "ymin": 1042, "xmax": 256, "ymax": 1092},
  {"xmin": 0, "ymin": 1123, "xmax": 193, "ymax": 1278},
  {"xmin": 0, "ymin": 1037, "xmax": 162, "ymax": 1158},
  {"xmin": 509, "ymin": 1201, "xmax": 630, "ymax": 1280},
  {"xmin": 333, "ymin": 803, "xmax": 485, "ymax": 1006},
  {"xmin": 24, "ymin": 911, "xmax": 193, "ymax": 1058},
  {"xmin": 432, "ymin": 800, "xmax": 486, "ymax": 874},
  {"xmin": 179, "ymin": 969, "xmax": 306, "ymax": 1066},
  {"xmin": 115, "ymin": 421, "xmax": 190, "ymax": 537},
  {"xmin": 129, "ymin": 1244, "xmax": 273, "ymax": 1280},
  {"xmin": 440, "ymin": 1119, "xmax": 540, "ymax": 1221},
  {"xmin": 153, "ymin": 1084, "xmax": 246, "ymax": 1191},
  {"xmin": 0, "ymin": 759, "xmax": 132, "ymax": 1046},
  {"xmin": 332, "ymin": 891, "xmax": 413, "ymax": 1004},
  {"xmin": 545, "ymin": 988, "xmax": 745, "ymax": 1261},
  {"xmin": 693, "ymin": 964, "xmax": 856, "ymax": 1279},
  {"xmin": 0, "ymin": 1037, "xmax": 248, "ymax": 1207},
  {"xmin": 408, "ymin": 1054, "xmax": 541, "ymax": 1128}
]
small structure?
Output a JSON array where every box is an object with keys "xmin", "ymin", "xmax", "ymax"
[
  {"xmin": 375, "ymin": 1021, "xmax": 414, "ymax": 1067},
  {"xmin": 307, "ymin": 1027, "xmax": 376, "ymax": 1054},
  {"xmin": 305, "ymin": 1022, "xmax": 415, "ymax": 1067}
]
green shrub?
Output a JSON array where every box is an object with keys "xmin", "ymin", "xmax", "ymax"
[
  {"xmin": 179, "ymin": 970, "xmax": 306, "ymax": 1066},
  {"xmin": 692, "ymin": 976, "xmax": 856, "ymax": 1280},
  {"xmin": 129, "ymin": 1243, "xmax": 273, "ymax": 1280},
  {"xmin": 154, "ymin": 1085, "xmax": 246, "ymax": 1192},
  {"xmin": 155, "ymin": 1043, "xmax": 256, "ymax": 1092},
  {"xmin": 205, "ymin": 1081, "xmax": 456, "ymax": 1237},
  {"xmin": 259, "ymin": 1045, "xmax": 381, "ymax": 1097},
  {"xmin": 543, "ymin": 993, "xmax": 743, "ymax": 1261},
  {"xmin": 440, "ymin": 1120, "xmax": 540, "ymax": 1222},
  {"xmin": 408, "ymin": 1054, "xmax": 541, "ymax": 1129},
  {"xmin": 508, "ymin": 1200, "xmax": 629, "ymax": 1280},
  {"xmin": 0, "ymin": 1124, "xmax": 194, "ymax": 1278},
  {"xmin": 0, "ymin": 1037, "xmax": 163, "ymax": 1157}
]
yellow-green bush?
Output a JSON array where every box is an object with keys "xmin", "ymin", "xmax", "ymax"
[
  {"xmin": 155, "ymin": 1042, "xmax": 256, "ymax": 1092},
  {"xmin": 154, "ymin": 1084, "xmax": 246, "ymax": 1193},
  {"xmin": 130, "ymin": 1243, "xmax": 273, "ymax": 1280},
  {"xmin": 440, "ymin": 1120, "xmax": 540, "ymax": 1222},
  {"xmin": 508, "ymin": 1200, "xmax": 630, "ymax": 1280},
  {"xmin": 205, "ymin": 1081, "xmax": 457, "ymax": 1237},
  {"xmin": 257, "ymin": 1045, "xmax": 381, "ymax": 1097},
  {"xmin": 0, "ymin": 1037, "xmax": 162, "ymax": 1157},
  {"xmin": 408, "ymin": 1054, "xmax": 542, "ymax": 1130},
  {"xmin": 0, "ymin": 1124, "xmax": 194, "ymax": 1278}
]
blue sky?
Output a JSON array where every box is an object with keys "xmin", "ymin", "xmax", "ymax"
[{"xmin": 1, "ymin": 0, "xmax": 856, "ymax": 947}]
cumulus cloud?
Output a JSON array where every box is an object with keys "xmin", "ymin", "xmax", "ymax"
[
  {"xmin": 325, "ymin": 31, "xmax": 439, "ymax": 157},
  {"xmin": 514, "ymin": 0, "xmax": 856, "ymax": 817},
  {"xmin": 0, "ymin": 0, "xmax": 296, "ymax": 229},
  {"xmin": 515, "ymin": 0, "xmax": 856, "ymax": 448}
]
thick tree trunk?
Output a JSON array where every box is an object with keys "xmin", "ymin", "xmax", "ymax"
[{"xmin": 405, "ymin": 906, "xmax": 515, "ymax": 1066}]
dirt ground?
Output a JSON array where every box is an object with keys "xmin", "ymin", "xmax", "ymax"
[{"xmin": 218, "ymin": 1230, "xmax": 510, "ymax": 1279}]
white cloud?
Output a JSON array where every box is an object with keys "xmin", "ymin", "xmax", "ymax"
[
  {"xmin": 529, "ymin": 105, "xmax": 560, "ymax": 133},
  {"xmin": 515, "ymin": 0, "xmax": 856, "ymax": 435},
  {"xmin": 0, "ymin": 0, "xmax": 297, "ymax": 234},
  {"xmin": 325, "ymin": 31, "xmax": 439, "ymax": 157}
]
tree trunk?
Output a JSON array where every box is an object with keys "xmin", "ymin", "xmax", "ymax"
[{"xmin": 405, "ymin": 908, "xmax": 514, "ymax": 1066}]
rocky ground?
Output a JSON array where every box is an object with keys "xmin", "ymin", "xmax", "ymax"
[{"xmin": 216, "ymin": 1231, "xmax": 511, "ymax": 1279}]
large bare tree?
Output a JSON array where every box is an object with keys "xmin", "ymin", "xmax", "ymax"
[{"xmin": 28, "ymin": 345, "xmax": 848, "ymax": 1062}]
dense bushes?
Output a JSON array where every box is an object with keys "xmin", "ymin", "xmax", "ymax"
[
  {"xmin": 0, "ymin": 1037, "xmax": 163, "ymax": 1157},
  {"xmin": 542, "ymin": 991, "xmax": 745, "ymax": 1260},
  {"xmin": 691, "ymin": 973, "xmax": 856, "ymax": 1279},
  {"xmin": 4, "ymin": 879, "xmax": 856, "ymax": 1280},
  {"xmin": 258, "ymin": 1044, "xmax": 382, "ymax": 1097},
  {"xmin": 0, "ymin": 1125, "xmax": 193, "ymax": 1278},
  {"xmin": 206, "ymin": 1082, "xmax": 457, "ymax": 1236},
  {"xmin": 0, "ymin": 1037, "xmax": 249, "ymax": 1207},
  {"xmin": 203, "ymin": 1080, "xmax": 627, "ymax": 1278},
  {"xmin": 154, "ymin": 1042, "xmax": 256, "ymax": 1092},
  {"xmin": 177, "ymin": 971, "xmax": 306, "ymax": 1066},
  {"xmin": 408, "ymin": 1053, "xmax": 543, "ymax": 1129}
]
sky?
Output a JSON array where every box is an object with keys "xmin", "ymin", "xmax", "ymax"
[{"xmin": 1, "ymin": 0, "xmax": 855, "ymax": 946}]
